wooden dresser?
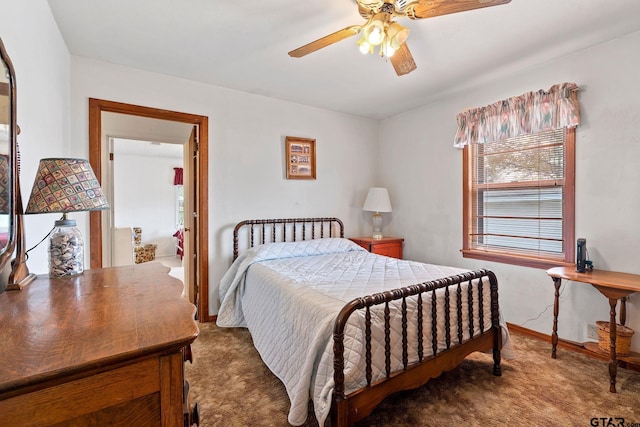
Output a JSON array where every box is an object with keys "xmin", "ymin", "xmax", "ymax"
[
  {"xmin": 349, "ymin": 236, "xmax": 404, "ymax": 259},
  {"xmin": 0, "ymin": 262, "xmax": 199, "ymax": 427}
]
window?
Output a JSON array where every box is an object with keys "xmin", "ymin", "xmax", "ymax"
[
  {"xmin": 462, "ymin": 127, "xmax": 575, "ymax": 269},
  {"xmin": 175, "ymin": 185, "xmax": 184, "ymax": 228}
]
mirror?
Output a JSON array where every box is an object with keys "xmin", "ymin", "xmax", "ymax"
[{"xmin": 0, "ymin": 36, "xmax": 17, "ymax": 288}]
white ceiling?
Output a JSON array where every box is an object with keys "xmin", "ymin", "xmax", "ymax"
[
  {"xmin": 113, "ymin": 138, "xmax": 184, "ymax": 159},
  {"xmin": 47, "ymin": 0, "xmax": 640, "ymax": 120}
]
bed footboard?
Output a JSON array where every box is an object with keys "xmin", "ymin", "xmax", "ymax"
[{"xmin": 331, "ymin": 269, "xmax": 501, "ymax": 427}]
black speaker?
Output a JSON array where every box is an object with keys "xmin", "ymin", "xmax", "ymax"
[{"xmin": 576, "ymin": 238, "xmax": 586, "ymax": 273}]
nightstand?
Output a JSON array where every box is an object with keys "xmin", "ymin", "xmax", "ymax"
[{"xmin": 349, "ymin": 236, "xmax": 404, "ymax": 259}]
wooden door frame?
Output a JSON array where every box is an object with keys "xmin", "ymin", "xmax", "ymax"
[{"xmin": 88, "ymin": 98, "xmax": 211, "ymax": 322}]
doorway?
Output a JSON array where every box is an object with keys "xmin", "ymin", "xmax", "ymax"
[
  {"xmin": 88, "ymin": 98, "xmax": 211, "ymax": 322},
  {"xmin": 109, "ymin": 136, "xmax": 186, "ymax": 272}
]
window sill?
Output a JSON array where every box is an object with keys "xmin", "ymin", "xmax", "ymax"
[{"xmin": 461, "ymin": 249, "xmax": 574, "ymax": 270}]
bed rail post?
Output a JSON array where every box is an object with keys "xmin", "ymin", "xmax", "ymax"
[
  {"xmin": 487, "ymin": 269, "xmax": 502, "ymax": 376},
  {"xmin": 332, "ymin": 298, "xmax": 362, "ymax": 427}
]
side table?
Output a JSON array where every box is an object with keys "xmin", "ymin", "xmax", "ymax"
[{"xmin": 546, "ymin": 266, "xmax": 640, "ymax": 393}]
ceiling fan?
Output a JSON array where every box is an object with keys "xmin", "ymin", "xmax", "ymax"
[{"xmin": 288, "ymin": 0, "xmax": 511, "ymax": 76}]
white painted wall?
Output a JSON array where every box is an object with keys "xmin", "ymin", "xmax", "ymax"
[
  {"xmin": 113, "ymin": 147, "xmax": 182, "ymax": 258},
  {"xmin": 69, "ymin": 57, "xmax": 379, "ymax": 316},
  {"xmin": 379, "ymin": 31, "xmax": 640, "ymax": 352},
  {"xmin": 0, "ymin": 0, "xmax": 71, "ymax": 272}
]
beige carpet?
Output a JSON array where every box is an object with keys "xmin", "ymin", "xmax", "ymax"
[{"xmin": 185, "ymin": 322, "xmax": 640, "ymax": 426}]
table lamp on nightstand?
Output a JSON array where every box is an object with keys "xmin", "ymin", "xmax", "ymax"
[{"xmin": 363, "ymin": 187, "xmax": 392, "ymax": 240}]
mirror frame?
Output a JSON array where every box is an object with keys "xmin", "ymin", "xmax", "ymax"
[{"xmin": 0, "ymin": 36, "xmax": 17, "ymax": 278}]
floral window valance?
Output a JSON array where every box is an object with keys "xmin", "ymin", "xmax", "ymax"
[{"xmin": 453, "ymin": 82, "xmax": 580, "ymax": 148}]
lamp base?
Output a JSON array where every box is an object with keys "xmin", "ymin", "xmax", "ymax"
[
  {"xmin": 372, "ymin": 212, "xmax": 383, "ymax": 240},
  {"xmin": 49, "ymin": 218, "xmax": 84, "ymax": 278}
]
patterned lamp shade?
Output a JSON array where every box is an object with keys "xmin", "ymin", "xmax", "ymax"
[
  {"xmin": 0, "ymin": 154, "xmax": 9, "ymax": 214},
  {"xmin": 25, "ymin": 158, "xmax": 109, "ymax": 214}
]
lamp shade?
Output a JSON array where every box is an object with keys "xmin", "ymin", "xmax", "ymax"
[
  {"xmin": 25, "ymin": 158, "xmax": 109, "ymax": 214},
  {"xmin": 363, "ymin": 187, "xmax": 392, "ymax": 213}
]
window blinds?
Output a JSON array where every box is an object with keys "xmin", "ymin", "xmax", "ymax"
[{"xmin": 470, "ymin": 129, "xmax": 566, "ymax": 257}]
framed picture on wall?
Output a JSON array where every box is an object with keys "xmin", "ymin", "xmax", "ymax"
[{"xmin": 285, "ymin": 136, "xmax": 316, "ymax": 180}]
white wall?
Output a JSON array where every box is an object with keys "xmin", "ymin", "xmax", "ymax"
[
  {"xmin": 113, "ymin": 149, "xmax": 182, "ymax": 258},
  {"xmin": 379, "ymin": 31, "xmax": 640, "ymax": 351},
  {"xmin": 0, "ymin": 0, "xmax": 71, "ymax": 273},
  {"xmin": 69, "ymin": 57, "xmax": 379, "ymax": 315}
]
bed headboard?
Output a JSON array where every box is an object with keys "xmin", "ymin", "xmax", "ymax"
[{"xmin": 233, "ymin": 217, "xmax": 344, "ymax": 261}]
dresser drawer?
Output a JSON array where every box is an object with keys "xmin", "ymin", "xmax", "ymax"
[
  {"xmin": 349, "ymin": 237, "xmax": 404, "ymax": 259},
  {"xmin": 0, "ymin": 358, "xmax": 161, "ymax": 427},
  {"xmin": 371, "ymin": 242, "xmax": 402, "ymax": 259}
]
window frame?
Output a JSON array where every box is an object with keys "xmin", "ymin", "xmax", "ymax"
[{"xmin": 462, "ymin": 128, "xmax": 575, "ymax": 269}]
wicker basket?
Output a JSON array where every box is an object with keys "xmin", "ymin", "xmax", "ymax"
[{"xmin": 596, "ymin": 321, "xmax": 634, "ymax": 356}]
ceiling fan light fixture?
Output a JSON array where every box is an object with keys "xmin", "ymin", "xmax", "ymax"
[
  {"xmin": 357, "ymin": 37, "xmax": 373, "ymax": 54},
  {"xmin": 387, "ymin": 22, "xmax": 409, "ymax": 50},
  {"xmin": 385, "ymin": 43, "xmax": 396, "ymax": 57},
  {"xmin": 290, "ymin": 0, "xmax": 511, "ymax": 77},
  {"xmin": 363, "ymin": 19, "xmax": 385, "ymax": 46}
]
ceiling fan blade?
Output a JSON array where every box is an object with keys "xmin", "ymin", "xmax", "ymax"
[
  {"xmin": 390, "ymin": 42, "xmax": 417, "ymax": 76},
  {"xmin": 409, "ymin": 0, "xmax": 511, "ymax": 20},
  {"xmin": 288, "ymin": 26, "xmax": 362, "ymax": 58}
]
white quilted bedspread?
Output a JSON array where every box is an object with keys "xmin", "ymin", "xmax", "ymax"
[{"xmin": 217, "ymin": 238, "xmax": 510, "ymax": 426}]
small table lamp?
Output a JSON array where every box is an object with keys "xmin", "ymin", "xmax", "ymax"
[
  {"xmin": 363, "ymin": 187, "xmax": 392, "ymax": 239},
  {"xmin": 24, "ymin": 158, "xmax": 109, "ymax": 278}
]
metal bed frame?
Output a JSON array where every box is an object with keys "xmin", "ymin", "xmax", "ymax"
[{"xmin": 233, "ymin": 217, "xmax": 501, "ymax": 426}]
